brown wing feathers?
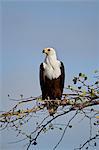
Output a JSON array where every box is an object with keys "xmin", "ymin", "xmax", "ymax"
[{"xmin": 40, "ymin": 62, "xmax": 65, "ymax": 100}]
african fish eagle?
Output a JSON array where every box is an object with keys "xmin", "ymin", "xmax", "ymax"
[{"xmin": 40, "ymin": 47, "xmax": 65, "ymax": 100}]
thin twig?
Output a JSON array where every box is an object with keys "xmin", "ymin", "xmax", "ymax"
[{"xmin": 53, "ymin": 110, "xmax": 78, "ymax": 150}]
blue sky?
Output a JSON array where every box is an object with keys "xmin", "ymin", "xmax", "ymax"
[{"xmin": 1, "ymin": 0, "xmax": 99, "ymax": 150}]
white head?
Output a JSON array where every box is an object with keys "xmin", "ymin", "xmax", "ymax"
[
  {"xmin": 42, "ymin": 47, "xmax": 56, "ymax": 56},
  {"xmin": 42, "ymin": 47, "xmax": 61, "ymax": 79}
]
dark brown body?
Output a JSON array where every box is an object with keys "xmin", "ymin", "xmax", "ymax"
[
  {"xmin": 40, "ymin": 62, "xmax": 65, "ymax": 100},
  {"xmin": 40, "ymin": 61, "xmax": 65, "ymax": 115}
]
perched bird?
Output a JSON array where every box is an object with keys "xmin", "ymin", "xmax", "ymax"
[{"xmin": 39, "ymin": 47, "xmax": 65, "ymax": 115}]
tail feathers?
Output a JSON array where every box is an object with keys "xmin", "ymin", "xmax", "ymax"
[{"xmin": 47, "ymin": 102, "xmax": 58, "ymax": 116}]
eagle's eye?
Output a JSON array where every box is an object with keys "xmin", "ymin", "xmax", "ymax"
[{"xmin": 48, "ymin": 49, "xmax": 50, "ymax": 51}]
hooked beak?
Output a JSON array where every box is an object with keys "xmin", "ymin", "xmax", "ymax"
[
  {"xmin": 42, "ymin": 49, "xmax": 48, "ymax": 55},
  {"xmin": 42, "ymin": 49, "xmax": 45, "ymax": 53}
]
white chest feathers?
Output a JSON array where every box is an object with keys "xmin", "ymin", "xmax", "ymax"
[{"xmin": 43, "ymin": 59, "xmax": 61, "ymax": 80}]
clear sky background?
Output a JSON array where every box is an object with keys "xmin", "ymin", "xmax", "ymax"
[{"xmin": 1, "ymin": 0, "xmax": 99, "ymax": 150}]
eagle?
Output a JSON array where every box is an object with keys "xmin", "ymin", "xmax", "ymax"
[{"xmin": 39, "ymin": 47, "xmax": 65, "ymax": 115}]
